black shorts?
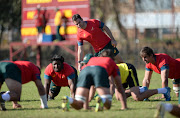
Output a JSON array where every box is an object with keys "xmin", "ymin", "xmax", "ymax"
[
  {"xmin": 95, "ymin": 41, "xmax": 119, "ymax": 57},
  {"xmin": 0, "ymin": 62, "xmax": 21, "ymax": 84},
  {"xmin": 77, "ymin": 66, "xmax": 110, "ymax": 89},
  {"xmin": 122, "ymin": 63, "xmax": 139, "ymax": 89}
]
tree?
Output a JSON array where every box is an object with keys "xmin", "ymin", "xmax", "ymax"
[{"xmin": 0, "ymin": 0, "xmax": 21, "ymax": 47}]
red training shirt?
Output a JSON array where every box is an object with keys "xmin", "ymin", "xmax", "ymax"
[
  {"xmin": 82, "ymin": 57, "xmax": 120, "ymax": 77},
  {"xmin": 146, "ymin": 53, "xmax": 180, "ymax": 79},
  {"xmin": 44, "ymin": 62, "xmax": 75, "ymax": 86},
  {"xmin": 77, "ymin": 19, "xmax": 111, "ymax": 53},
  {"xmin": 13, "ymin": 61, "xmax": 41, "ymax": 84}
]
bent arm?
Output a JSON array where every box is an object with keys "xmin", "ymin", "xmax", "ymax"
[
  {"xmin": 78, "ymin": 45, "xmax": 84, "ymax": 71},
  {"xmin": 34, "ymin": 79, "xmax": 46, "ymax": 96},
  {"xmin": 113, "ymin": 75, "xmax": 127, "ymax": 110},
  {"xmin": 68, "ymin": 79, "xmax": 75, "ymax": 98},
  {"xmin": 35, "ymin": 79, "xmax": 48, "ymax": 108},
  {"xmin": 44, "ymin": 78, "xmax": 51, "ymax": 99},
  {"xmin": 103, "ymin": 25, "xmax": 117, "ymax": 47},
  {"xmin": 142, "ymin": 70, "xmax": 153, "ymax": 88},
  {"xmin": 161, "ymin": 69, "xmax": 169, "ymax": 88}
]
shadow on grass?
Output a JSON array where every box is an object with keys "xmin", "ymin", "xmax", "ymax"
[
  {"xmin": 20, "ymin": 99, "xmax": 40, "ymax": 102},
  {"xmin": 6, "ymin": 106, "xmax": 61, "ymax": 111}
]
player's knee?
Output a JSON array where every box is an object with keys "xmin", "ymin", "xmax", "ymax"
[
  {"xmin": 133, "ymin": 95, "xmax": 143, "ymax": 101},
  {"xmin": 100, "ymin": 95, "xmax": 112, "ymax": 109},
  {"xmin": 50, "ymin": 88, "xmax": 60, "ymax": 97},
  {"xmin": 75, "ymin": 95, "xmax": 86, "ymax": 109}
]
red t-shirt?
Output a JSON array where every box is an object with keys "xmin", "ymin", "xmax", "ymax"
[
  {"xmin": 34, "ymin": 10, "xmax": 44, "ymax": 27},
  {"xmin": 77, "ymin": 19, "xmax": 111, "ymax": 53},
  {"xmin": 146, "ymin": 53, "xmax": 180, "ymax": 79},
  {"xmin": 83, "ymin": 57, "xmax": 120, "ymax": 77},
  {"xmin": 13, "ymin": 61, "xmax": 41, "ymax": 84},
  {"xmin": 44, "ymin": 62, "xmax": 75, "ymax": 86}
]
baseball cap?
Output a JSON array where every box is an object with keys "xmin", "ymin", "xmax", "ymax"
[{"xmin": 81, "ymin": 53, "xmax": 93, "ymax": 64}]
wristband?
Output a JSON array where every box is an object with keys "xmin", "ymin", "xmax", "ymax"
[{"xmin": 78, "ymin": 61, "xmax": 81, "ymax": 63}]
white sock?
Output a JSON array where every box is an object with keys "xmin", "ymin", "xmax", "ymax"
[
  {"xmin": 40, "ymin": 94, "xmax": 48, "ymax": 108},
  {"xmin": 139, "ymin": 87, "xmax": 146, "ymax": 93},
  {"xmin": 157, "ymin": 88, "xmax": 167, "ymax": 94},
  {"xmin": 2, "ymin": 93, "xmax": 10, "ymax": 101},
  {"xmin": 164, "ymin": 103, "xmax": 173, "ymax": 112},
  {"xmin": 67, "ymin": 97, "xmax": 74, "ymax": 104},
  {"xmin": 101, "ymin": 98, "xmax": 106, "ymax": 104}
]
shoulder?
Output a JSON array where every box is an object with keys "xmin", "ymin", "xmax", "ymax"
[
  {"xmin": 45, "ymin": 63, "xmax": 53, "ymax": 72},
  {"xmin": 63, "ymin": 63, "xmax": 73, "ymax": 70}
]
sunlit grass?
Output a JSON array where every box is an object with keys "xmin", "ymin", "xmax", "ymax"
[{"xmin": 0, "ymin": 69, "xmax": 177, "ymax": 118}]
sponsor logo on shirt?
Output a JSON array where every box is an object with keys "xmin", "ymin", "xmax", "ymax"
[
  {"xmin": 114, "ymin": 49, "xmax": 116, "ymax": 53},
  {"xmin": 62, "ymin": 75, "xmax": 65, "ymax": 78}
]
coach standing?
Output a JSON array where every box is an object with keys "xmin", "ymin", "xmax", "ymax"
[{"xmin": 72, "ymin": 14, "xmax": 124, "ymax": 71}]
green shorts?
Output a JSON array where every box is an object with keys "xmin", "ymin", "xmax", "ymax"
[
  {"xmin": 0, "ymin": 62, "xmax": 21, "ymax": 84},
  {"xmin": 77, "ymin": 66, "xmax": 110, "ymax": 89},
  {"xmin": 95, "ymin": 41, "xmax": 119, "ymax": 57},
  {"xmin": 172, "ymin": 79, "xmax": 180, "ymax": 84}
]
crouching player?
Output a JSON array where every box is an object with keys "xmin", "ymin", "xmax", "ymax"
[
  {"xmin": 61, "ymin": 49, "xmax": 127, "ymax": 112},
  {"xmin": 0, "ymin": 61, "xmax": 48, "ymax": 111},
  {"xmin": 44, "ymin": 54, "xmax": 77, "ymax": 100}
]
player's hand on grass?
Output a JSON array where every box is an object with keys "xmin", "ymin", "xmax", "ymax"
[
  {"xmin": 121, "ymin": 107, "xmax": 128, "ymax": 110},
  {"xmin": 13, "ymin": 103, "xmax": 22, "ymax": 109}
]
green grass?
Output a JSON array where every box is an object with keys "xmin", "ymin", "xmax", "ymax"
[{"xmin": 0, "ymin": 69, "xmax": 177, "ymax": 118}]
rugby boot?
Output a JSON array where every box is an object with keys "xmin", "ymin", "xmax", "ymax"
[
  {"xmin": 163, "ymin": 87, "xmax": 171, "ymax": 101},
  {"xmin": 62, "ymin": 96, "xmax": 70, "ymax": 111},
  {"xmin": 0, "ymin": 92, "xmax": 6, "ymax": 111},
  {"xmin": 154, "ymin": 102, "xmax": 165, "ymax": 118},
  {"xmin": 95, "ymin": 96, "xmax": 104, "ymax": 112}
]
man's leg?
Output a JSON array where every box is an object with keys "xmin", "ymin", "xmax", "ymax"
[
  {"xmin": 173, "ymin": 83, "xmax": 180, "ymax": 97},
  {"xmin": 155, "ymin": 103, "xmax": 180, "ymax": 118},
  {"xmin": 49, "ymin": 81, "xmax": 61, "ymax": 100},
  {"xmin": 130, "ymin": 86, "xmax": 157, "ymax": 101},
  {"xmin": 62, "ymin": 87, "xmax": 89, "ymax": 111},
  {"xmin": 5, "ymin": 78, "xmax": 22, "ymax": 101},
  {"xmin": 88, "ymin": 85, "xmax": 95, "ymax": 102},
  {"xmin": 96, "ymin": 87, "xmax": 112, "ymax": 110},
  {"xmin": 130, "ymin": 86, "xmax": 170, "ymax": 101},
  {"xmin": 0, "ymin": 78, "xmax": 21, "ymax": 111}
]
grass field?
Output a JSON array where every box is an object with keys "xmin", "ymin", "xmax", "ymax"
[{"xmin": 0, "ymin": 69, "xmax": 177, "ymax": 118}]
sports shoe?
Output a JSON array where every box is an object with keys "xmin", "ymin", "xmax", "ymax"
[
  {"xmin": 154, "ymin": 102, "xmax": 165, "ymax": 118},
  {"xmin": 61, "ymin": 96, "xmax": 70, "ymax": 111},
  {"xmin": 95, "ymin": 96, "xmax": 104, "ymax": 112},
  {"xmin": 163, "ymin": 87, "xmax": 171, "ymax": 101},
  {"xmin": 0, "ymin": 92, "xmax": 6, "ymax": 111}
]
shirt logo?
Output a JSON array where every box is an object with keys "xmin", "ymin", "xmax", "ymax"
[
  {"xmin": 62, "ymin": 75, "xmax": 65, "ymax": 78},
  {"xmin": 52, "ymin": 74, "xmax": 56, "ymax": 77},
  {"xmin": 84, "ymin": 33, "xmax": 86, "ymax": 37}
]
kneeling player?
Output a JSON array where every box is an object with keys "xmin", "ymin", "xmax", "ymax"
[{"xmin": 61, "ymin": 49, "xmax": 127, "ymax": 111}]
